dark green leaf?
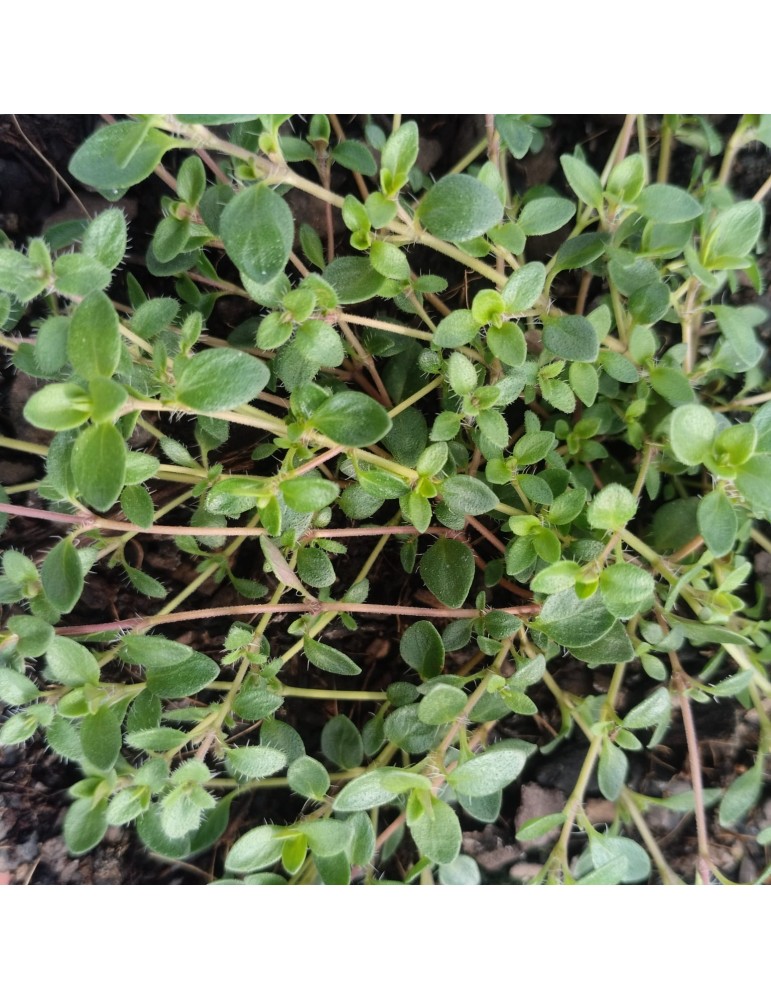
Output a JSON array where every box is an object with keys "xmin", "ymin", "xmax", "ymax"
[
  {"xmin": 323, "ymin": 256, "xmax": 387, "ymax": 304},
  {"xmin": 176, "ymin": 348, "xmax": 269, "ymax": 412},
  {"xmin": 321, "ymin": 714, "xmax": 364, "ymax": 769},
  {"xmin": 420, "ymin": 537, "xmax": 475, "ymax": 608},
  {"xmin": 400, "ymin": 620, "xmax": 445, "ymax": 680},
  {"xmin": 80, "ymin": 707, "xmax": 122, "ymax": 771},
  {"xmin": 333, "ymin": 140, "xmax": 377, "ymax": 176},
  {"xmin": 145, "ymin": 651, "xmax": 219, "ymax": 698},
  {"xmin": 303, "ymin": 636, "xmax": 361, "ymax": 676},
  {"xmin": 518, "ymin": 196, "xmax": 575, "ymax": 236},
  {"xmin": 542, "ymin": 315, "xmax": 599, "ymax": 362},
  {"xmin": 312, "ymin": 391, "xmax": 392, "ymax": 447},
  {"xmin": 71, "ymin": 423, "xmax": 126, "ymax": 511},
  {"xmin": 535, "ymin": 590, "xmax": 615, "ymax": 648},
  {"xmin": 41, "ymin": 538, "xmax": 84, "ymax": 613}
]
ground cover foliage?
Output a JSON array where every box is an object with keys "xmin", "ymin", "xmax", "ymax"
[{"xmin": 1, "ymin": 114, "xmax": 770, "ymax": 884}]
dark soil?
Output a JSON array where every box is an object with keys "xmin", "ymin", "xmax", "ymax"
[{"xmin": 1, "ymin": 115, "xmax": 770, "ymax": 885}]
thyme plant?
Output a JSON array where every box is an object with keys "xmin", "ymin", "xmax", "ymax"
[{"xmin": 1, "ymin": 114, "xmax": 769, "ymax": 884}]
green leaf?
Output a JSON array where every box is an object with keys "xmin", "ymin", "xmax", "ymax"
[
  {"xmin": 438, "ymin": 855, "xmax": 481, "ymax": 885},
  {"xmin": 120, "ymin": 484, "xmax": 154, "ymax": 529},
  {"xmin": 312, "ymin": 391, "xmax": 392, "ymax": 446},
  {"xmin": 704, "ymin": 200, "xmax": 763, "ymax": 267},
  {"xmin": 303, "ymin": 636, "xmax": 361, "ymax": 676},
  {"xmin": 417, "ymin": 174, "xmax": 503, "ymax": 242},
  {"xmin": 487, "ymin": 322, "xmax": 526, "ymax": 367},
  {"xmin": 226, "ymin": 825, "xmax": 283, "ymax": 874},
  {"xmin": 577, "ymin": 621, "xmax": 635, "ymax": 665},
  {"xmin": 531, "ymin": 560, "xmax": 582, "ymax": 594},
  {"xmin": 280, "ymin": 477, "xmax": 339, "ymax": 513},
  {"xmin": 0, "ymin": 667, "xmax": 39, "ymax": 706},
  {"xmin": 406, "ymin": 792, "xmax": 462, "ymax": 865},
  {"xmin": 53, "ymin": 254, "xmax": 111, "ymax": 297},
  {"xmin": 81, "ymin": 208, "xmax": 128, "ymax": 270},
  {"xmin": 433, "ymin": 309, "xmax": 480, "ymax": 348},
  {"xmin": 587, "ymin": 483, "xmax": 637, "ymax": 532},
  {"xmin": 380, "ymin": 121, "xmax": 419, "ymax": 195},
  {"xmin": 323, "ymin": 256, "xmax": 387, "ymax": 304},
  {"xmin": 449, "ymin": 746, "xmax": 528, "ymax": 796},
  {"xmin": 418, "ymin": 684, "xmax": 467, "ymax": 725},
  {"xmin": 649, "ymin": 366, "xmax": 695, "ymax": 406},
  {"xmin": 296, "ymin": 546, "xmax": 336, "ymax": 589},
  {"xmin": 553, "ymin": 233, "xmax": 608, "ymax": 272},
  {"xmin": 600, "ymin": 562, "xmax": 654, "ymax": 618},
  {"xmin": 46, "ymin": 636, "xmax": 99, "ymax": 686},
  {"xmin": 400, "ymin": 620, "xmax": 445, "ymax": 680},
  {"xmin": 69, "ymin": 122, "xmax": 175, "ymax": 193},
  {"xmin": 420, "ymin": 537, "xmax": 475, "ymax": 609},
  {"xmin": 586, "ymin": 835, "xmax": 651, "ymax": 884},
  {"xmin": 66, "ymin": 290, "xmax": 121, "ymax": 380},
  {"xmin": 623, "ymin": 687, "xmax": 671, "ymax": 730},
  {"xmin": 535, "ymin": 590, "xmax": 615, "ymax": 648},
  {"xmin": 0, "ymin": 246, "xmax": 50, "ymax": 302},
  {"xmin": 145, "ymin": 651, "xmax": 219, "ymax": 698},
  {"xmin": 501, "ymin": 261, "xmax": 546, "ymax": 312},
  {"xmin": 370, "ymin": 240, "xmax": 410, "ymax": 281},
  {"xmin": 446, "ymin": 351, "xmax": 478, "ymax": 396},
  {"xmin": 220, "ymin": 184, "xmax": 294, "ymax": 284},
  {"xmin": 516, "ymin": 812, "xmax": 566, "ymax": 842},
  {"xmin": 719, "ymin": 759, "xmax": 764, "ymax": 827},
  {"xmin": 224, "ymin": 746, "xmax": 287, "ymax": 780},
  {"xmin": 41, "ymin": 538, "xmax": 84, "ymax": 613},
  {"xmin": 71, "ymin": 423, "xmax": 126, "ymax": 511},
  {"xmin": 669, "ymin": 404, "xmax": 715, "ymax": 465},
  {"xmin": 636, "ymin": 184, "xmax": 702, "ymax": 223},
  {"xmin": 333, "ymin": 139, "xmax": 377, "ymax": 176},
  {"xmin": 125, "ymin": 727, "xmax": 186, "ymax": 752},
  {"xmin": 518, "ymin": 196, "xmax": 575, "ymax": 236},
  {"xmin": 287, "ymin": 756, "xmax": 331, "ymax": 800},
  {"xmin": 560, "ymin": 154, "xmax": 603, "ymax": 209},
  {"xmin": 598, "ymin": 739, "xmax": 628, "ymax": 801},
  {"xmin": 629, "ymin": 280, "xmax": 670, "ymax": 326},
  {"xmin": 80, "ymin": 707, "xmax": 122, "ymax": 771},
  {"xmin": 89, "ymin": 375, "xmax": 128, "ymax": 423},
  {"xmin": 440, "ymin": 475, "xmax": 499, "ymax": 515},
  {"xmin": 7, "ymin": 615, "xmax": 51, "ymax": 659},
  {"xmin": 321, "ymin": 714, "xmax": 364, "ymax": 769},
  {"xmin": 735, "ymin": 455, "xmax": 771, "ymax": 517},
  {"xmin": 175, "ymin": 348, "xmax": 269, "ymax": 412},
  {"xmin": 334, "ymin": 768, "xmax": 431, "ymax": 812},
  {"xmin": 569, "ymin": 361, "xmax": 598, "ymax": 406},
  {"xmin": 63, "ymin": 799, "xmax": 109, "ymax": 855},
  {"xmin": 542, "ymin": 315, "xmax": 599, "ymax": 362}
]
